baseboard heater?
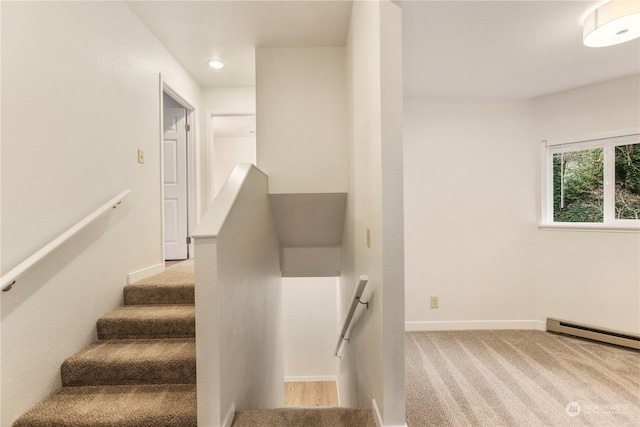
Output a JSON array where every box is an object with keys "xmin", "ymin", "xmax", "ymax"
[{"xmin": 547, "ymin": 318, "xmax": 640, "ymax": 350}]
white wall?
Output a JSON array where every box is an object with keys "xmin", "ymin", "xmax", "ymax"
[
  {"xmin": 341, "ymin": 1, "xmax": 405, "ymax": 425},
  {"xmin": 212, "ymin": 136, "xmax": 256, "ymax": 196},
  {"xmin": 283, "ymin": 277, "xmax": 338, "ymax": 381},
  {"xmin": 403, "ymin": 99, "xmax": 538, "ymax": 330},
  {"xmin": 403, "ymin": 75, "xmax": 639, "ymax": 335},
  {"xmin": 532, "ymin": 75, "xmax": 640, "ymax": 333},
  {"xmin": 203, "ymin": 87, "xmax": 256, "ymax": 116},
  {"xmin": 0, "ymin": 2, "xmax": 4, "ymax": 422},
  {"xmin": 193, "ymin": 164, "xmax": 283, "ymax": 426},
  {"xmin": 256, "ymin": 47, "xmax": 348, "ymax": 194},
  {"xmin": 0, "ymin": 2, "xmax": 201, "ymax": 425}
]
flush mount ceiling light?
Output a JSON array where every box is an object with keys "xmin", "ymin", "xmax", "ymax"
[
  {"xmin": 583, "ymin": 0, "xmax": 640, "ymax": 47},
  {"xmin": 208, "ymin": 59, "xmax": 225, "ymax": 69}
]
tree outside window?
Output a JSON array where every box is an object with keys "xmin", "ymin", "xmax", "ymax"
[
  {"xmin": 615, "ymin": 144, "xmax": 640, "ymax": 220},
  {"xmin": 547, "ymin": 136, "xmax": 640, "ymax": 226}
]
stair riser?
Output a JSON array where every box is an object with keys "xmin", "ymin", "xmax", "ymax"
[
  {"xmin": 96, "ymin": 321, "xmax": 195, "ymax": 340},
  {"xmin": 124, "ymin": 286, "xmax": 194, "ymax": 305},
  {"xmin": 97, "ymin": 317, "xmax": 195, "ymax": 340},
  {"xmin": 13, "ymin": 263, "xmax": 198, "ymax": 426},
  {"xmin": 61, "ymin": 361, "xmax": 196, "ymax": 386}
]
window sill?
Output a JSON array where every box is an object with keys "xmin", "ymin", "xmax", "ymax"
[{"xmin": 539, "ymin": 223, "xmax": 640, "ymax": 233}]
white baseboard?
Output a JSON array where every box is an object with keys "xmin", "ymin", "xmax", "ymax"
[
  {"xmin": 127, "ymin": 263, "xmax": 164, "ymax": 284},
  {"xmin": 406, "ymin": 320, "xmax": 546, "ymax": 331},
  {"xmin": 222, "ymin": 402, "xmax": 235, "ymax": 427},
  {"xmin": 371, "ymin": 399, "xmax": 408, "ymax": 427},
  {"xmin": 372, "ymin": 399, "xmax": 383, "ymax": 427},
  {"xmin": 285, "ymin": 375, "xmax": 337, "ymax": 383}
]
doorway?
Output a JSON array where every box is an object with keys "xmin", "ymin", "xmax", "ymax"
[
  {"xmin": 162, "ymin": 90, "xmax": 193, "ymax": 261},
  {"xmin": 210, "ymin": 115, "xmax": 257, "ymax": 199}
]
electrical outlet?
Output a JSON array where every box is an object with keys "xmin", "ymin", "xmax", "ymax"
[
  {"xmin": 138, "ymin": 149, "xmax": 145, "ymax": 164},
  {"xmin": 430, "ymin": 296, "xmax": 439, "ymax": 309}
]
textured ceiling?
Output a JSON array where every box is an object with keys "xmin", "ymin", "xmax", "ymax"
[
  {"xmin": 126, "ymin": 0, "xmax": 353, "ymax": 88},
  {"xmin": 402, "ymin": 0, "xmax": 640, "ymax": 99},
  {"xmin": 128, "ymin": 0, "xmax": 640, "ymax": 99}
]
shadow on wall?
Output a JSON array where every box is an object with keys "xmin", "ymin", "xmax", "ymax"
[{"xmin": 1, "ymin": 210, "xmax": 127, "ymax": 317}]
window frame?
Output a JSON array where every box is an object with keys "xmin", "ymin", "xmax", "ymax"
[{"xmin": 540, "ymin": 130, "xmax": 640, "ymax": 232}]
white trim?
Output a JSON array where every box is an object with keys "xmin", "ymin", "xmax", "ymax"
[
  {"xmin": 541, "ymin": 131, "xmax": 640, "ymax": 227},
  {"xmin": 372, "ymin": 399, "xmax": 383, "ymax": 427},
  {"xmin": 158, "ymin": 75, "xmax": 165, "ymax": 264},
  {"xmin": 222, "ymin": 402, "xmax": 235, "ymax": 427},
  {"xmin": 186, "ymin": 107, "xmax": 197, "ymax": 257},
  {"xmin": 160, "ymin": 75, "xmax": 198, "ymax": 261},
  {"xmin": 163, "ymin": 83, "xmax": 196, "ymax": 112},
  {"xmin": 545, "ymin": 128, "xmax": 640, "ymax": 148},
  {"xmin": 371, "ymin": 399, "xmax": 407, "ymax": 427},
  {"xmin": 284, "ymin": 375, "xmax": 337, "ymax": 383},
  {"xmin": 539, "ymin": 223, "xmax": 640, "ymax": 232},
  {"xmin": 127, "ymin": 263, "xmax": 164, "ymax": 285},
  {"xmin": 405, "ymin": 320, "xmax": 546, "ymax": 331},
  {"xmin": 604, "ymin": 145, "xmax": 615, "ymax": 222},
  {"xmin": 541, "ymin": 140, "xmax": 551, "ymax": 224},
  {"xmin": 206, "ymin": 110, "xmax": 215, "ymax": 206}
]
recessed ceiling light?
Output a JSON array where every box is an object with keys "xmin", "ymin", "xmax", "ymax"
[
  {"xmin": 583, "ymin": 0, "xmax": 640, "ymax": 47},
  {"xmin": 208, "ymin": 59, "xmax": 225, "ymax": 69}
]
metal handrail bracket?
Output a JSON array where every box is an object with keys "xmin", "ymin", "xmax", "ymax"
[
  {"xmin": 335, "ymin": 275, "xmax": 369, "ymax": 357},
  {"xmin": 1, "ymin": 190, "xmax": 132, "ymax": 291}
]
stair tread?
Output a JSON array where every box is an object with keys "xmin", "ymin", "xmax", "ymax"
[
  {"xmin": 232, "ymin": 408, "xmax": 377, "ymax": 427},
  {"xmin": 13, "ymin": 384, "xmax": 196, "ymax": 427},
  {"xmin": 62, "ymin": 339, "xmax": 195, "ymax": 386},
  {"xmin": 124, "ymin": 267, "xmax": 194, "ymax": 305},
  {"xmin": 97, "ymin": 305, "xmax": 195, "ymax": 339}
]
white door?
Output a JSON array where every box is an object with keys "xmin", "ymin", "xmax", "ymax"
[{"xmin": 163, "ymin": 105, "xmax": 188, "ymax": 260}]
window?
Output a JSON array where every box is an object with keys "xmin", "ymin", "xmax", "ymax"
[{"xmin": 543, "ymin": 132, "xmax": 640, "ymax": 229}]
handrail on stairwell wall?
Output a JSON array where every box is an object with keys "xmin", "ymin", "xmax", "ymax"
[
  {"xmin": 1, "ymin": 190, "xmax": 132, "ymax": 292},
  {"xmin": 334, "ymin": 275, "xmax": 369, "ymax": 358}
]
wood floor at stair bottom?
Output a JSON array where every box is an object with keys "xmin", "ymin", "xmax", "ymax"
[
  {"xmin": 232, "ymin": 408, "xmax": 377, "ymax": 427},
  {"xmin": 285, "ymin": 381, "xmax": 339, "ymax": 407},
  {"xmin": 12, "ymin": 384, "xmax": 196, "ymax": 427}
]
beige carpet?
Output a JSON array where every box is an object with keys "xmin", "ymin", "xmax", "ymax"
[
  {"xmin": 13, "ymin": 260, "xmax": 196, "ymax": 426},
  {"xmin": 406, "ymin": 330, "xmax": 640, "ymax": 427},
  {"xmin": 124, "ymin": 259, "xmax": 195, "ymax": 305},
  {"xmin": 12, "ymin": 384, "xmax": 196, "ymax": 427}
]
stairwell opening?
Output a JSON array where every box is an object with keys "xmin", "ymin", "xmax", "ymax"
[{"xmin": 282, "ymin": 276, "xmax": 340, "ymax": 407}]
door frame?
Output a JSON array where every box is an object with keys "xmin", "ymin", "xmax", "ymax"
[{"xmin": 159, "ymin": 75, "xmax": 197, "ymax": 261}]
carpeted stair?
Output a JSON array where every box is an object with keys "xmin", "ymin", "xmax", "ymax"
[
  {"xmin": 13, "ymin": 262, "xmax": 197, "ymax": 427},
  {"xmin": 232, "ymin": 408, "xmax": 377, "ymax": 427}
]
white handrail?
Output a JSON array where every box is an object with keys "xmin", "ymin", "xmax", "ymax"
[
  {"xmin": 1, "ymin": 190, "xmax": 132, "ymax": 291},
  {"xmin": 335, "ymin": 275, "xmax": 369, "ymax": 357}
]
